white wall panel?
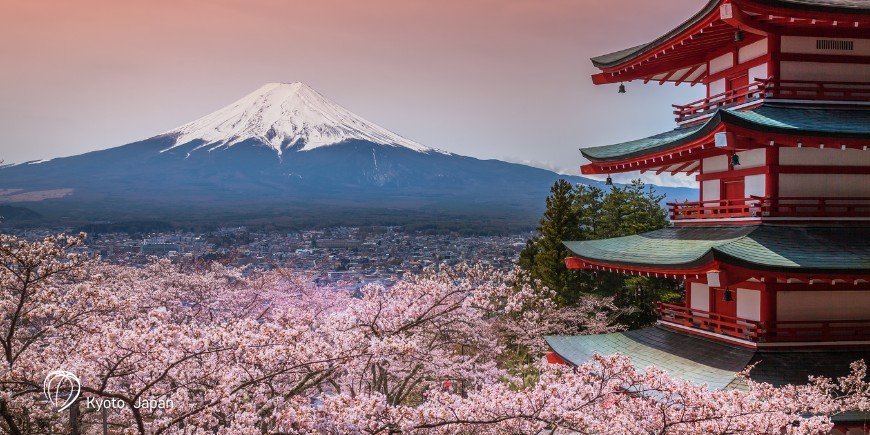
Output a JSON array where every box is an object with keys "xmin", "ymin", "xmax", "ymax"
[
  {"xmin": 709, "ymin": 53, "xmax": 735, "ymax": 75},
  {"xmin": 748, "ymin": 62, "xmax": 769, "ymax": 82},
  {"xmin": 703, "ymin": 155, "xmax": 729, "ymax": 173},
  {"xmin": 779, "ymin": 174, "xmax": 870, "ymax": 197},
  {"xmin": 737, "ymin": 149, "xmax": 766, "ymax": 169},
  {"xmin": 781, "ymin": 61, "xmax": 870, "ymax": 83},
  {"xmin": 781, "ymin": 36, "xmax": 870, "ymax": 56},
  {"xmin": 736, "ymin": 289, "xmax": 761, "ymax": 321},
  {"xmin": 778, "ymin": 291, "xmax": 870, "ymax": 321},
  {"xmin": 702, "ymin": 180, "xmax": 720, "ymax": 201},
  {"xmin": 745, "ymin": 174, "xmax": 766, "ymax": 198},
  {"xmin": 739, "ymin": 39, "xmax": 768, "ymax": 63},
  {"xmin": 708, "ymin": 78, "xmax": 726, "ymax": 96},
  {"xmin": 780, "ymin": 148, "xmax": 870, "ymax": 166},
  {"xmin": 690, "ymin": 282, "xmax": 710, "ymax": 311}
]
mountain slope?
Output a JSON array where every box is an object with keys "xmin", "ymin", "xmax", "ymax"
[
  {"xmin": 0, "ymin": 83, "xmax": 696, "ymax": 228},
  {"xmin": 163, "ymin": 82, "xmax": 435, "ymax": 154}
]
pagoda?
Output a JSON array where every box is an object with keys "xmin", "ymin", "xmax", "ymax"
[{"xmin": 546, "ymin": 1, "xmax": 870, "ymax": 432}]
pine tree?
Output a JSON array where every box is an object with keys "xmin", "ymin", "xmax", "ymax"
[
  {"xmin": 520, "ymin": 179, "xmax": 680, "ymax": 327},
  {"xmin": 520, "ymin": 180, "xmax": 587, "ymax": 304},
  {"xmin": 595, "ymin": 180, "xmax": 667, "ymax": 238}
]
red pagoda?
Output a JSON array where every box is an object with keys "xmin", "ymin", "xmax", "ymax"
[{"xmin": 546, "ymin": 1, "xmax": 870, "ymax": 432}]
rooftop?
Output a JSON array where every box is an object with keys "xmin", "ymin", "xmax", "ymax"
[
  {"xmin": 580, "ymin": 104, "xmax": 870, "ymax": 163},
  {"xmin": 563, "ymin": 225, "xmax": 870, "ymax": 274},
  {"xmin": 546, "ymin": 326, "xmax": 870, "ymax": 390},
  {"xmin": 591, "ymin": 0, "xmax": 870, "ymax": 76}
]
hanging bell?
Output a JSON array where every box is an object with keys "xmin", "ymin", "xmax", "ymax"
[
  {"xmin": 618, "ymin": 83, "xmax": 626, "ymax": 94},
  {"xmin": 734, "ymin": 29, "xmax": 745, "ymax": 42},
  {"xmin": 731, "ymin": 153, "xmax": 741, "ymax": 166},
  {"xmin": 605, "ymin": 175, "xmax": 613, "ymax": 186},
  {"xmin": 723, "ymin": 289, "xmax": 734, "ymax": 302}
]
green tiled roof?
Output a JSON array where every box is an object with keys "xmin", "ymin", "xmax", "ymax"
[
  {"xmin": 580, "ymin": 105, "xmax": 870, "ymax": 162},
  {"xmin": 545, "ymin": 327, "xmax": 870, "ymax": 392},
  {"xmin": 564, "ymin": 225, "xmax": 870, "ymax": 273},
  {"xmin": 579, "ymin": 123, "xmax": 708, "ymax": 162},
  {"xmin": 546, "ymin": 328, "xmax": 753, "ymax": 390},
  {"xmin": 727, "ymin": 105, "xmax": 870, "ymax": 137}
]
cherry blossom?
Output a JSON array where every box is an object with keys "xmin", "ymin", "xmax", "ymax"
[{"xmin": 0, "ymin": 234, "xmax": 865, "ymax": 434}]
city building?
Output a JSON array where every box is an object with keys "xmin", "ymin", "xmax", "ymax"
[{"xmin": 546, "ymin": 1, "xmax": 870, "ymax": 432}]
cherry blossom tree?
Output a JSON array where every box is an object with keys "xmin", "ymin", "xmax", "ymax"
[{"xmin": 0, "ymin": 233, "xmax": 866, "ymax": 434}]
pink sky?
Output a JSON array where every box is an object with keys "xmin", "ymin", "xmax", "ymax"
[{"xmin": 0, "ymin": 0, "xmax": 702, "ymax": 184}]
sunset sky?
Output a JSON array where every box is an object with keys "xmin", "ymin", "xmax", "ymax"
[{"xmin": 0, "ymin": 0, "xmax": 702, "ymax": 185}]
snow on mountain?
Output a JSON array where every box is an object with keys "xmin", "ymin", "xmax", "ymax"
[{"xmin": 162, "ymin": 82, "xmax": 438, "ymax": 154}]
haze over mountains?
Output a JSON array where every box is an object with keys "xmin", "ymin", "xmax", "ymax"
[{"xmin": 0, "ymin": 83, "xmax": 695, "ymax": 231}]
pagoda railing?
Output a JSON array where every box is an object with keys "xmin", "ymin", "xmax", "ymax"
[
  {"xmin": 757, "ymin": 196, "xmax": 870, "ymax": 218},
  {"xmin": 657, "ymin": 303, "xmax": 870, "ymax": 343},
  {"xmin": 668, "ymin": 197, "xmax": 870, "ymax": 220},
  {"xmin": 673, "ymin": 80, "xmax": 770, "ymax": 122},
  {"xmin": 673, "ymin": 78, "xmax": 870, "ymax": 123},
  {"xmin": 768, "ymin": 79, "xmax": 870, "ymax": 102},
  {"xmin": 657, "ymin": 303, "xmax": 762, "ymax": 341},
  {"xmin": 759, "ymin": 319, "xmax": 870, "ymax": 343},
  {"xmin": 668, "ymin": 197, "xmax": 760, "ymax": 220}
]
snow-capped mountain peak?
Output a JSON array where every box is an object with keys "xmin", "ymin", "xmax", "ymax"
[{"xmin": 162, "ymin": 82, "xmax": 436, "ymax": 154}]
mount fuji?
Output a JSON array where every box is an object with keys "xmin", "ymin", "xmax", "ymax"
[{"xmin": 0, "ymin": 83, "xmax": 695, "ymax": 229}]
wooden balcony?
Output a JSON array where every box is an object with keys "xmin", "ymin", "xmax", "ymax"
[
  {"xmin": 673, "ymin": 79, "xmax": 870, "ymax": 123},
  {"xmin": 668, "ymin": 197, "xmax": 870, "ymax": 221},
  {"xmin": 673, "ymin": 80, "xmax": 769, "ymax": 123},
  {"xmin": 770, "ymin": 79, "xmax": 870, "ymax": 102},
  {"xmin": 657, "ymin": 303, "xmax": 870, "ymax": 344}
]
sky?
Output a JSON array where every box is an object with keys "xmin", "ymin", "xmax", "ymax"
[{"xmin": 0, "ymin": 0, "xmax": 703, "ymax": 186}]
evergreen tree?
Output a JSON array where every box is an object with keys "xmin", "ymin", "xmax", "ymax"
[
  {"xmin": 520, "ymin": 180, "xmax": 584, "ymax": 304},
  {"xmin": 520, "ymin": 179, "xmax": 680, "ymax": 327},
  {"xmin": 595, "ymin": 180, "xmax": 668, "ymax": 238}
]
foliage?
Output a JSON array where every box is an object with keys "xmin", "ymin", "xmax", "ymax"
[
  {"xmin": 0, "ymin": 234, "xmax": 866, "ymax": 434},
  {"xmin": 520, "ymin": 179, "xmax": 680, "ymax": 327}
]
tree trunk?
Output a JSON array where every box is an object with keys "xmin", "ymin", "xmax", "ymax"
[{"xmin": 68, "ymin": 399, "xmax": 80, "ymax": 435}]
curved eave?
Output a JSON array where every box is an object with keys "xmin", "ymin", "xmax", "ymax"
[
  {"xmin": 545, "ymin": 327, "xmax": 870, "ymax": 391},
  {"xmin": 590, "ymin": 0, "xmax": 870, "ymax": 85},
  {"xmin": 753, "ymin": 0, "xmax": 870, "ymax": 15},
  {"xmin": 591, "ymin": 0, "xmax": 721, "ymax": 70},
  {"xmin": 579, "ymin": 105, "xmax": 870, "ymax": 175},
  {"xmin": 722, "ymin": 108, "xmax": 870, "ymax": 140},
  {"xmin": 564, "ymin": 226, "xmax": 870, "ymax": 279},
  {"xmin": 580, "ymin": 113, "xmax": 723, "ymax": 163}
]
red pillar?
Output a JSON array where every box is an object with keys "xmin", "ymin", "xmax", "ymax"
[{"xmin": 765, "ymin": 147, "xmax": 779, "ymax": 199}]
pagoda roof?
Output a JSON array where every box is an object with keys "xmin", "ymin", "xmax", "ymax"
[
  {"xmin": 592, "ymin": 0, "xmax": 870, "ymax": 69},
  {"xmin": 563, "ymin": 225, "xmax": 870, "ymax": 275},
  {"xmin": 591, "ymin": 0, "xmax": 722, "ymax": 69},
  {"xmin": 545, "ymin": 326, "xmax": 870, "ymax": 391},
  {"xmin": 590, "ymin": 0, "xmax": 870, "ymax": 85},
  {"xmin": 580, "ymin": 104, "xmax": 870, "ymax": 164}
]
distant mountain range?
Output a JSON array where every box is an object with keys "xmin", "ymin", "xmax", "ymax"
[{"xmin": 0, "ymin": 82, "xmax": 696, "ymax": 231}]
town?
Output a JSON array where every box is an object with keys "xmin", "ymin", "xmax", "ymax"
[{"xmin": 6, "ymin": 226, "xmax": 530, "ymax": 287}]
